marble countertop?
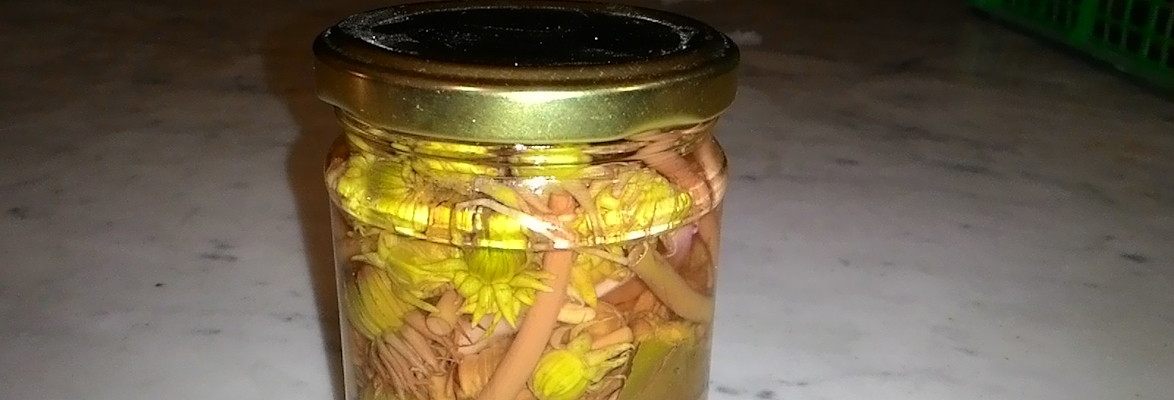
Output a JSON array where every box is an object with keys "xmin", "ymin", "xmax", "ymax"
[{"xmin": 2, "ymin": 0, "xmax": 1172, "ymax": 399}]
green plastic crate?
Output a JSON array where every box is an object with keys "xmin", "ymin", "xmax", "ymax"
[{"xmin": 969, "ymin": 0, "xmax": 1174, "ymax": 91}]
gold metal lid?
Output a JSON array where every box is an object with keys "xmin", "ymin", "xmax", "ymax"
[{"xmin": 313, "ymin": 0, "xmax": 739, "ymax": 144}]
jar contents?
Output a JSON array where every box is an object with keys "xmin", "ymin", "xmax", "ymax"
[{"xmin": 325, "ymin": 116, "xmax": 727, "ymax": 400}]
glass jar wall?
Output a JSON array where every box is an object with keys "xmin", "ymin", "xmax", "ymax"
[{"xmin": 325, "ymin": 113, "xmax": 727, "ymax": 400}]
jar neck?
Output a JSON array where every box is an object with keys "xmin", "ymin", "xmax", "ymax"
[
  {"xmin": 328, "ymin": 109, "xmax": 726, "ymax": 249},
  {"xmin": 335, "ymin": 110, "xmax": 715, "ymax": 171}
]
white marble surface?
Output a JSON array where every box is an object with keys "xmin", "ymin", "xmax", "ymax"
[{"xmin": 2, "ymin": 0, "xmax": 1172, "ymax": 399}]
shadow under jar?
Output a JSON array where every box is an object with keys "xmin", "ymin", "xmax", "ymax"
[{"xmin": 314, "ymin": 2, "xmax": 739, "ymax": 399}]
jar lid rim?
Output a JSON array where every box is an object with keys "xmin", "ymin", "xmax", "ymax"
[{"xmin": 313, "ymin": 0, "xmax": 740, "ymax": 144}]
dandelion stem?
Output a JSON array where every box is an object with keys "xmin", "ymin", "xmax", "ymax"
[
  {"xmin": 476, "ymin": 192, "xmax": 576, "ymax": 400},
  {"xmin": 627, "ymin": 243, "xmax": 714, "ymax": 323}
]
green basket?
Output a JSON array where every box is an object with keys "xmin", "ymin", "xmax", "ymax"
[{"xmin": 968, "ymin": 0, "xmax": 1173, "ymax": 91}]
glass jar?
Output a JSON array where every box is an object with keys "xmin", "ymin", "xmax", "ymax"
[{"xmin": 314, "ymin": 2, "xmax": 738, "ymax": 400}]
